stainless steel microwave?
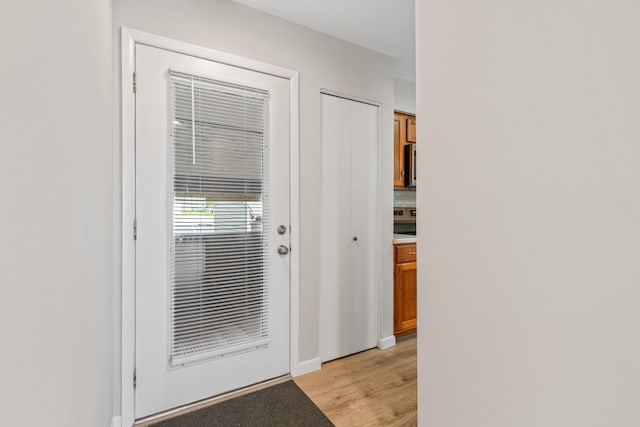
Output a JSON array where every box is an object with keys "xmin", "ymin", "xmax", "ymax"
[{"xmin": 404, "ymin": 143, "xmax": 416, "ymax": 188}]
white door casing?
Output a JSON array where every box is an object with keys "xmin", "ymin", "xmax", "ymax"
[
  {"xmin": 319, "ymin": 93, "xmax": 379, "ymax": 362},
  {"xmin": 134, "ymin": 44, "xmax": 291, "ymax": 418}
]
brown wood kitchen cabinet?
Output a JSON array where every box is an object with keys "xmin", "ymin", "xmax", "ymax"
[
  {"xmin": 394, "ymin": 242, "xmax": 417, "ymax": 336},
  {"xmin": 407, "ymin": 115, "xmax": 417, "ymax": 143},
  {"xmin": 393, "ymin": 112, "xmax": 416, "ymax": 189}
]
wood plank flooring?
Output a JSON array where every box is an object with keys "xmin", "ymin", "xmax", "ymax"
[{"xmin": 294, "ymin": 335, "xmax": 417, "ymax": 427}]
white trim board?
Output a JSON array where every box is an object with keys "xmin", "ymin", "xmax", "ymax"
[
  {"xmin": 320, "ymin": 88, "xmax": 381, "ymax": 108},
  {"xmin": 378, "ymin": 335, "xmax": 396, "ymax": 350},
  {"xmin": 295, "ymin": 357, "xmax": 322, "ymax": 377},
  {"xmin": 120, "ymin": 27, "xmax": 300, "ymax": 427}
]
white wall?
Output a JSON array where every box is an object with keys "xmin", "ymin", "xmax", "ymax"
[
  {"xmin": 0, "ymin": 1, "xmax": 113, "ymax": 426},
  {"xmin": 113, "ymin": 0, "xmax": 395, "ymax": 414},
  {"xmin": 394, "ymin": 77, "xmax": 416, "ymax": 114},
  {"xmin": 417, "ymin": 1, "xmax": 640, "ymax": 426}
]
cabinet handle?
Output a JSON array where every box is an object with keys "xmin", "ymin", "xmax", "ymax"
[
  {"xmin": 401, "ymin": 170, "xmax": 404, "ymax": 177},
  {"xmin": 408, "ymin": 252, "xmax": 416, "ymax": 255}
]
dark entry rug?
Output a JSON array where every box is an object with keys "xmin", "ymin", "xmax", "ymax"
[{"xmin": 150, "ymin": 381, "xmax": 334, "ymax": 427}]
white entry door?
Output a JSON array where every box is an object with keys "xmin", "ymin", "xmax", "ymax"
[
  {"xmin": 135, "ymin": 44, "xmax": 291, "ymax": 419},
  {"xmin": 319, "ymin": 94, "xmax": 379, "ymax": 362}
]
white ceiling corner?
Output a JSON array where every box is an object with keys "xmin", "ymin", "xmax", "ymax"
[{"xmin": 232, "ymin": 0, "xmax": 415, "ymax": 82}]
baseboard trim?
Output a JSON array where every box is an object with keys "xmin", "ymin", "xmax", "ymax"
[
  {"xmin": 293, "ymin": 357, "xmax": 321, "ymax": 377},
  {"xmin": 111, "ymin": 415, "xmax": 122, "ymax": 427},
  {"xmin": 378, "ymin": 335, "xmax": 396, "ymax": 350}
]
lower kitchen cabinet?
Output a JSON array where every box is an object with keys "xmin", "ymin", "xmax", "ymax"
[{"xmin": 394, "ymin": 243, "xmax": 417, "ymax": 336}]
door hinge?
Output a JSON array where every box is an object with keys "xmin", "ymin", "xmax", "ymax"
[
  {"xmin": 133, "ymin": 367, "xmax": 137, "ymax": 389},
  {"xmin": 133, "ymin": 219, "xmax": 137, "ymax": 241},
  {"xmin": 133, "ymin": 71, "xmax": 137, "ymax": 93}
]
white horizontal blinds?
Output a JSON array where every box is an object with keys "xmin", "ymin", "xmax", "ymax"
[{"xmin": 169, "ymin": 71, "xmax": 271, "ymax": 367}]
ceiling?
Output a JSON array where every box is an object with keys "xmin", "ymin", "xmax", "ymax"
[{"xmin": 233, "ymin": 0, "xmax": 416, "ymax": 82}]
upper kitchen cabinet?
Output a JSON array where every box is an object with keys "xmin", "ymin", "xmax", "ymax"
[
  {"xmin": 394, "ymin": 112, "xmax": 416, "ymax": 189},
  {"xmin": 407, "ymin": 116, "xmax": 417, "ymax": 143}
]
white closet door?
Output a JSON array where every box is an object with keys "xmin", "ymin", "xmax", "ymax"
[{"xmin": 319, "ymin": 94, "xmax": 379, "ymax": 362}]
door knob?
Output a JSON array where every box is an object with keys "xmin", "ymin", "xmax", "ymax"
[
  {"xmin": 352, "ymin": 236, "xmax": 358, "ymax": 242},
  {"xmin": 277, "ymin": 225, "xmax": 287, "ymax": 235},
  {"xmin": 277, "ymin": 245, "xmax": 290, "ymax": 255}
]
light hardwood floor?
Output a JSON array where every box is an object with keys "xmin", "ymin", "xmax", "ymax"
[{"xmin": 295, "ymin": 335, "xmax": 417, "ymax": 426}]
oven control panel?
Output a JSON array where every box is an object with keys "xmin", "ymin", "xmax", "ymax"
[{"xmin": 394, "ymin": 207, "xmax": 417, "ymax": 222}]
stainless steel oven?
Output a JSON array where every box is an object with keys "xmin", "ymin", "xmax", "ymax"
[
  {"xmin": 404, "ymin": 143, "xmax": 416, "ymax": 188},
  {"xmin": 393, "ymin": 207, "xmax": 416, "ymax": 235}
]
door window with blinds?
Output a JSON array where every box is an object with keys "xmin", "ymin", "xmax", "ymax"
[{"xmin": 169, "ymin": 71, "xmax": 270, "ymax": 367}]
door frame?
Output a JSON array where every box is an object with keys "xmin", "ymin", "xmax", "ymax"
[{"xmin": 120, "ymin": 27, "xmax": 300, "ymax": 427}]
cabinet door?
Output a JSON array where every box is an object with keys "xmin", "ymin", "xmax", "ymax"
[
  {"xmin": 394, "ymin": 261, "xmax": 417, "ymax": 336},
  {"xmin": 407, "ymin": 116, "xmax": 417, "ymax": 143},
  {"xmin": 393, "ymin": 113, "xmax": 406, "ymax": 189}
]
